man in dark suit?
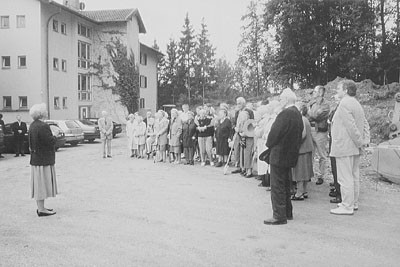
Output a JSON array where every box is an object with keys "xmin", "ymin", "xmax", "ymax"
[
  {"xmin": 11, "ymin": 115, "xmax": 28, "ymax": 157},
  {"xmin": 264, "ymin": 89, "xmax": 304, "ymax": 225}
]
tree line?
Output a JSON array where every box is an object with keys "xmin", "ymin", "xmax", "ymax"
[{"xmin": 154, "ymin": 0, "xmax": 400, "ymax": 107}]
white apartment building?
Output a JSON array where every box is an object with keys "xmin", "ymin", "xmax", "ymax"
[{"xmin": 0, "ymin": 0, "xmax": 160, "ymax": 123}]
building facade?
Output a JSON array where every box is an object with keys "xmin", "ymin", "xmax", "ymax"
[{"xmin": 0, "ymin": 0, "xmax": 159, "ymax": 123}]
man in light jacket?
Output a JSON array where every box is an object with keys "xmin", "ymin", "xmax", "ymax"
[
  {"xmin": 330, "ymin": 80, "xmax": 370, "ymax": 215},
  {"xmin": 98, "ymin": 111, "xmax": 114, "ymax": 158}
]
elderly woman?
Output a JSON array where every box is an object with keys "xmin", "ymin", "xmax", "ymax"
[
  {"xmin": 29, "ymin": 103, "xmax": 58, "ymax": 217},
  {"xmin": 155, "ymin": 110, "xmax": 169, "ymax": 163},
  {"xmin": 126, "ymin": 113, "xmax": 137, "ymax": 157},
  {"xmin": 169, "ymin": 108, "xmax": 183, "ymax": 164},
  {"xmin": 182, "ymin": 111, "xmax": 197, "ymax": 165},
  {"xmin": 291, "ymin": 103, "xmax": 314, "ymax": 200},
  {"xmin": 255, "ymin": 100, "xmax": 280, "ymax": 187},
  {"xmin": 145, "ymin": 117, "xmax": 156, "ymax": 159},
  {"xmin": 215, "ymin": 107, "xmax": 232, "ymax": 167},
  {"xmin": 136, "ymin": 115, "xmax": 147, "ymax": 159}
]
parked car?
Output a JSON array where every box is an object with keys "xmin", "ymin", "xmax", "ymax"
[
  {"xmin": 45, "ymin": 120, "xmax": 84, "ymax": 146},
  {"xmin": 48, "ymin": 124, "xmax": 67, "ymax": 151},
  {"xmin": 85, "ymin": 118, "xmax": 122, "ymax": 138},
  {"xmin": 3, "ymin": 122, "xmax": 66, "ymax": 153},
  {"xmin": 74, "ymin": 119, "xmax": 100, "ymax": 142},
  {"xmin": 0, "ymin": 126, "xmax": 5, "ymax": 154}
]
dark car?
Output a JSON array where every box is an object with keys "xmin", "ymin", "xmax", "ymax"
[
  {"xmin": 86, "ymin": 118, "xmax": 122, "ymax": 138},
  {"xmin": 0, "ymin": 127, "xmax": 5, "ymax": 154},
  {"xmin": 74, "ymin": 120, "xmax": 100, "ymax": 142},
  {"xmin": 4, "ymin": 123, "xmax": 67, "ymax": 153},
  {"xmin": 4, "ymin": 123, "xmax": 29, "ymax": 154}
]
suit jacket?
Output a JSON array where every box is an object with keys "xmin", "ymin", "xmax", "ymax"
[
  {"xmin": 182, "ymin": 119, "xmax": 197, "ymax": 147},
  {"xmin": 12, "ymin": 121, "xmax": 27, "ymax": 137},
  {"xmin": 330, "ymin": 95, "xmax": 370, "ymax": 157},
  {"xmin": 29, "ymin": 120, "xmax": 56, "ymax": 166},
  {"xmin": 98, "ymin": 117, "xmax": 113, "ymax": 139},
  {"xmin": 266, "ymin": 105, "xmax": 303, "ymax": 168}
]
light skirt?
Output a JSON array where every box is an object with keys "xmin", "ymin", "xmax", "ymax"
[{"xmin": 31, "ymin": 165, "xmax": 58, "ymax": 200}]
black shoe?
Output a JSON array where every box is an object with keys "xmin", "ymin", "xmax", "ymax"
[
  {"xmin": 330, "ymin": 198, "xmax": 341, "ymax": 204},
  {"xmin": 107, "ymin": 155, "xmax": 112, "ymax": 158},
  {"xmin": 245, "ymin": 173, "xmax": 253, "ymax": 178},
  {"xmin": 263, "ymin": 218, "xmax": 287, "ymax": 225},
  {"xmin": 215, "ymin": 162, "xmax": 223, "ymax": 167},
  {"xmin": 302, "ymin": 193, "xmax": 308, "ymax": 199},
  {"xmin": 36, "ymin": 209, "xmax": 56, "ymax": 217},
  {"xmin": 291, "ymin": 195, "xmax": 304, "ymax": 201},
  {"xmin": 316, "ymin": 178, "xmax": 324, "ymax": 185},
  {"xmin": 231, "ymin": 169, "xmax": 241, "ymax": 174},
  {"xmin": 0, "ymin": 155, "xmax": 4, "ymax": 158},
  {"xmin": 15, "ymin": 155, "xmax": 20, "ymax": 157},
  {"xmin": 329, "ymin": 191, "xmax": 337, "ymax": 198},
  {"xmin": 21, "ymin": 154, "xmax": 25, "ymax": 156}
]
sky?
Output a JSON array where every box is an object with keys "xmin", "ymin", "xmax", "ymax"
[{"xmin": 59, "ymin": 0, "xmax": 251, "ymax": 63}]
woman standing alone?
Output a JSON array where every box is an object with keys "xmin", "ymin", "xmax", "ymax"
[{"xmin": 29, "ymin": 103, "xmax": 58, "ymax": 217}]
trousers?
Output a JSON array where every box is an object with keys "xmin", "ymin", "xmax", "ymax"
[
  {"xmin": 184, "ymin": 147, "xmax": 195, "ymax": 163},
  {"xmin": 198, "ymin": 136, "xmax": 212, "ymax": 162},
  {"xmin": 102, "ymin": 139, "xmax": 112, "ymax": 156},
  {"xmin": 311, "ymin": 129, "xmax": 328, "ymax": 178},
  {"xmin": 335, "ymin": 155, "xmax": 360, "ymax": 210},
  {"xmin": 270, "ymin": 164, "xmax": 292, "ymax": 220}
]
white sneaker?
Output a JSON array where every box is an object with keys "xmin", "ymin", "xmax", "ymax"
[
  {"xmin": 330, "ymin": 206, "xmax": 354, "ymax": 215},
  {"xmin": 201, "ymin": 162, "xmax": 206, "ymax": 166},
  {"xmin": 210, "ymin": 161, "xmax": 215, "ymax": 166}
]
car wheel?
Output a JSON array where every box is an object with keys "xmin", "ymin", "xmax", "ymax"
[
  {"xmin": 70, "ymin": 142, "xmax": 78, "ymax": 147},
  {"xmin": 88, "ymin": 139, "xmax": 95, "ymax": 143}
]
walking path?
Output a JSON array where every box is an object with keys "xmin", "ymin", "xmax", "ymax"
[{"xmin": 1, "ymin": 136, "xmax": 399, "ymax": 266}]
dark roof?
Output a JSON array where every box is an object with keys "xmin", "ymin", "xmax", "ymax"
[
  {"xmin": 80, "ymin": 9, "xmax": 146, "ymax": 33},
  {"xmin": 39, "ymin": 1, "xmax": 146, "ymax": 33}
]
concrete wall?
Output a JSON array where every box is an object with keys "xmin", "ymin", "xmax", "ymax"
[{"xmin": 0, "ymin": 0, "xmax": 42, "ymax": 123}]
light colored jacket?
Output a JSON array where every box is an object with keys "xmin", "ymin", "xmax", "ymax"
[
  {"xmin": 98, "ymin": 117, "xmax": 113, "ymax": 140},
  {"xmin": 169, "ymin": 117, "xmax": 182, "ymax": 147},
  {"xmin": 330, "ymin": 95, "xmax": 370, "ymax": 157}
]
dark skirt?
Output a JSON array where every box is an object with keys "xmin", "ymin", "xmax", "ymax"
[
  {"xmin": 216, "ymin": 137, "xmax": 230, "ymax": 156},
  {"xmin": 292, "ymin": 152, "xmax": 314, "ymax": 182}
]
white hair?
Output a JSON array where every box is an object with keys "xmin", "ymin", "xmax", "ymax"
[
  {"xmin": 101, "ymin": 111, "xmax": 108, "ymax": 117},
  {"xmin": 280, "ymin": 88, "xmax": 297, "ymax": 104},
  {"xmin": 236, "ymin": 97, "xmax": 246, "ymax": 105},
  {"xmin": 29, "ymin": 103, "xmax": 47, "ymax": 120}
]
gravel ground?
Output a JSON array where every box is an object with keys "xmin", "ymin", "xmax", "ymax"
[{"xmin": 1, "ymin": 135, "xmax": 400, "ymax": 267}]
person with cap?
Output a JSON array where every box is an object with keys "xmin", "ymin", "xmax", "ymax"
[{"xmin": 264, "ymin": 88, "xmax": 303, "ymax": 225}]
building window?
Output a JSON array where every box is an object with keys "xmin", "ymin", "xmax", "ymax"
[
  {"xmin": 62, "ymin": 97, "xmax": 68, "ymax": 109},
  {"xmin": 54, "ymin": 97, "xmax": 60, "ymax": 109},
  {"xmin": 62, "ymin": 59, "xmax": 67, "ymax": 72},
  {"xmin": 140, "ymin": 52, "xmax": 147, "ymax": 65},
  {"xmin": 53, "ymin": 58, "xmax": 59, "ymax": 70},
  {"xmin": 1, "ymin": 16, "xmax": 10, "ymax": 29},
  {"xmin": 19, "ymin": 96, "xmax": 28, "ymax": 109},
  {"xmin": 3, "ymin": 96, "xmax": 12, "ymax": 109},
  {"xmin": 53, "ymin": 19, "xmax": 58, "ymax": 32},
  {"xmin": 2, "ymin": 56, "xmax": 11, "ymax": 68},
  {"xmin": 139, "ymin": 98, "xmax": 145, "ymax": 109},
  {"xmin": 78, "ymin": 74, "xmax": 92, "ymax": 101},
  {"xmin": 18, "ymin": 56, "xmax": 26, "ymax": 68},
  {"xmin": 140, "ymin": 75, "xmax": 147, "ymax": 88},
  {"xmin": 78, "ymin": 41, "xmax": 91, "ymax": 69},
  {"xmin": 16, "ymin": 15, "xmax": 25, "ymax": 28},
  {"xmin": 61, "ymin": 23, "xmax": 66, "ymax": 35},
  {"xmin": 78, "ymin": 23, "xmax": 91, "ymax": 38}
]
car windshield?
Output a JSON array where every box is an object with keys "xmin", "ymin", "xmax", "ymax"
[
  {"xmin": 65, "ymin": 121, "xmax": 80, "ymax": 129},
  {"xmin": 80, "ymin": 120, "xmax": 96, "ymax": 126}
]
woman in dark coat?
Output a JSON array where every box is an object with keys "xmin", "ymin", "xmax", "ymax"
[
  {"xmin": 29, "ymin": 103, "xmax": 58, "ymax": 217},
  {"xmin": 215, "ymin": 108, "xmax": 232, "ymax": 167},
  {"xmin": 182, "ymin": 111, "xmax": 197, "ymax": 165}
]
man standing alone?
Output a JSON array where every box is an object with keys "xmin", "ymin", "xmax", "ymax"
[
  {"xmin": 330, "ymin": 80, "xmax": 370, "ymax": 215},
  {"xmin": 264, "ymin": 89, "xmax": 303, "ymax": 225},
  {"xmin": 98, "ymin": 111, "xmax": 113, "ymax": 158},
  {"xmin": 12, "ymin": 115, "xmax": 27, "ymax": 157}
]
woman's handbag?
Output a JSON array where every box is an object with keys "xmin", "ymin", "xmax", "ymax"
[{"xmin": 259, "ymin": 148, "xmax": 271, "ymax": 164}]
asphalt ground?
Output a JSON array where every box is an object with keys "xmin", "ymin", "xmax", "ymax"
[{"xmin": 1, "ymin": 135, "xmax": 400, "ymax": 266}]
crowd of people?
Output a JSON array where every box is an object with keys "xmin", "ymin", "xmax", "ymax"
[{"xmin": 26, "ymin": 79, "xmax": 370, "ymax": 222}]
